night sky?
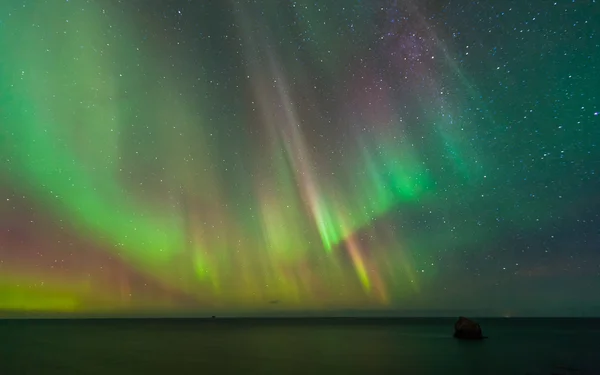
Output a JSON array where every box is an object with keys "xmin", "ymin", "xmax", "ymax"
[{"xmin": 0, "ymin": 0, "xmax": 598, "ymax": 317}]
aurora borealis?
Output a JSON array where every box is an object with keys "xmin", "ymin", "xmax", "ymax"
[{"xmin": 0, "ymin": 0, "xmax": 598, "ymax": 316}]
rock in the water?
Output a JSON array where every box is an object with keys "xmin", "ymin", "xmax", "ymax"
[{"xmin": 453, "ymin": 316, "xmax": 485, "ymax": 340}]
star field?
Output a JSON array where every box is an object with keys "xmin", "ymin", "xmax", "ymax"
[{"xmin": 0, "ymin": 0, "xmax": 598, "ymax": 316}]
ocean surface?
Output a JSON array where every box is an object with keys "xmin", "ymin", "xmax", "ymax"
[{"xmin": 1, "ymin": 318, "xmax": 599, "ymax": 374}]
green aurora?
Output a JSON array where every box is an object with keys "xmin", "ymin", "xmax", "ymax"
[{"xmin": 0, "ymin": 0, "xmax": 598, "ymax": 315}]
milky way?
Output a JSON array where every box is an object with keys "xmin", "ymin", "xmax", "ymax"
[{"xmin": 0, "ymin": 0, "xmax": 598, "ymax": 316}]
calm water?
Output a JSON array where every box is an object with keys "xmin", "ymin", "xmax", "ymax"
[{"xmin": 1, "ymin": 318, "xmax": 599, "ymax": 375}]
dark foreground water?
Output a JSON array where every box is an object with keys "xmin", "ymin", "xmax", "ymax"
[{"xmin": 1, "ymin": 318, "xmax": 599, "ymax": 375}]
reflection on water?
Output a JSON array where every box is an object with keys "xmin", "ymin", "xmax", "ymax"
[{"xmin": 0, "ymin": 319, "xmax": 599, "ymax": 375}]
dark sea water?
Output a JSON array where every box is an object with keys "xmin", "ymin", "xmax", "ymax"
[{"xmin": 1, "ymin": 318, "xmax": 599, "ymax": 375}]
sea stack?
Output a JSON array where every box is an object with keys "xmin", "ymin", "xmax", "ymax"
[{"xmin": 453, "ymin": 316, "xmax": 486, "ymax": 340}]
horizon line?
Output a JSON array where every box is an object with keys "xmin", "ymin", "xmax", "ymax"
[{"xmin": 2, "ymin": 315, "xmax": 600, "ymax": 320}]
